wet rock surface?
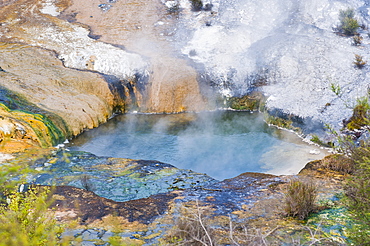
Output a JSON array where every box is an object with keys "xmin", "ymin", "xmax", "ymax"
[
  {"xmin": 30, "ymin": 150, "xmax": 217, "ymax": 202},
  {"xmin": 5, "ymin": 149, "xmax": 347, "ymax": 244},
  {"xmin": 51, "ymin": 185, "xmax": 178, "ymax": 225}
]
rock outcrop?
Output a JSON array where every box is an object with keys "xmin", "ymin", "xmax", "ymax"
[{"xmin": 0, "ymin": 42, "xmax": 116, "ymax": 150}]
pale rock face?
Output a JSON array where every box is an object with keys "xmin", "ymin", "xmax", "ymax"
[
  {"xmin": 59, "ymin": 0, "xmax": 208, "ymax": 113},
  {"xmin": 0, "ymin": 0, "xmax": 148, "ymax": 81},
  {"xmin": 29, "ymin": 25, "xmax": 148, "ymax": 80},
  {"xmin": 40, "ymin": 0, "xmax": 60, "ymax": 16},
  {"xmin": 0, "ymin": 118, "xmax": 15, "ymax": 137}
]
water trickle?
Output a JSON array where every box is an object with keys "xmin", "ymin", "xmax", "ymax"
[{"xmin": 68, "ymin": 111, "xmax": 327, "ymax": 180}]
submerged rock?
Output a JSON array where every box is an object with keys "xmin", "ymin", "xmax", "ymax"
[{"xmin": 29, "ymin": 150, "xmax": 217, "ymax": 202}]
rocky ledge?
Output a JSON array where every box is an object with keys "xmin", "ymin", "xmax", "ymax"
[{"xmin": 7, "ymin": 148, "xmax": 348, "ymax": 245}]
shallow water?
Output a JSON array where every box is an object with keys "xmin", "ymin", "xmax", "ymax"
[{"xmin": 67, "ymin": 111, "xmax": 327, "ymax": 180}]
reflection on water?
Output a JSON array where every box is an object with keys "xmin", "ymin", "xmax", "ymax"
[{"xmin": 67, "ymin": 111, "xmax": 327, "ymax": 180}]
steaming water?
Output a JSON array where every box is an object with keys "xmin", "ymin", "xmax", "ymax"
[{"xmin": 67, "ymin": 111, "xmax": 326, "ymax": 180}]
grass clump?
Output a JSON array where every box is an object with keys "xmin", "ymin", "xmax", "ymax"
[
  {"xmin": 353, "ymin": 54, "xmax": 367, "ymax": 69},
  {"xmin": 321, "ymin": 154, "xmax": 355, "ymax": 174},
  {"xmin": 284, "ymin": 180, "xmax": 317, "ymax": 220}
]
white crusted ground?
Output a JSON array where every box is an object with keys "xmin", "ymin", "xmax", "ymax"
[{"xmin": 170, "ymin": 0, "xmax": 370, "ymax": 130}]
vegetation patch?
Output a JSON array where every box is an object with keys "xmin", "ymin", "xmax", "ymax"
[
  {"xmin": 310, "ymin": 134, "xmax": 334, "ymax": 148},
  {"xmin": 338, "ymin": 8, "xmax": 360, "ymax": 36},
  {"xmin": 344, "ymin": 145, "xmax": 370, "ymax": 245},
  {"xmin": 321, "ymin": 154, "xmax": 355, "ymax": 174},
  {"xmin": 0, "ymin": 186, "xmax": 72, "ymax": 246},
  {"xmin": 265, "ymin": 114, "xmax": 301, "ymax": 133},
  {"xmin": 284, "ymin": 179, "xmax": 318, "ymax": 220},
  {"xmin": 345, "ymin": 97, "xmax": 370, "ymax": 130},
  {"xmin": 228, "ymin": 92, "xmax": 265, "ymax": 111}
]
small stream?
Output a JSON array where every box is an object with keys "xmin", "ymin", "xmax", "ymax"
[{"xmin": 67, "ymin": 110, "xmax": 327, "ymax": 180}]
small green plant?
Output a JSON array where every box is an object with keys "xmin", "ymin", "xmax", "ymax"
[
  {"xmin": 284, "ymin": 180, "xmax": 317, "ymax": 220},
  {"xmin": 339, "ymin": 8, "xmax": 360, "ymax": 36},
  {"xmin": 330, "ymin": 83, "xmax": 342, "ymax": 97},
  {"xmin": 354, "ymin": 54, "xmax": 367, "ymax": 69}
]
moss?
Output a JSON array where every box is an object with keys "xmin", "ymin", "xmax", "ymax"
[
  {"xmin": 267, "ymin": 116, "xmax": 292, "ymax": 128},
  {"xmin": 228, "ymin": 92, "xmax": 265, "ymax": 111},
  {"xmin": 345, "ymin": 97, "xmax": 370, "ymax": 130}
]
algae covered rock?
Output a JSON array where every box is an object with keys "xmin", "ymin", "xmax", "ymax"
[{"xmin": 29, "ymin": 150, "xmax": 217, "ymax": 202}]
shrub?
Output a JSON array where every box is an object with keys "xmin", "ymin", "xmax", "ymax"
[
  {"xmin": 354, "ymin": 54, "xmax": 366, "ymax": 69},
  {"xmin": 0, "ymin": 152, "xmax": 72, "ymax": 246},
  {"xmin": 164, "ymin": 201, "xmax": 215, "ymax": 245},
  {"xmin": 321, "ymin": 154, "xmax": 355, "ymax": 174},
  {"xmin": 0, "ymin": 187, "xmax": 71, "ymax": 246},
  {"xmin": 284, "ymin": 180, "xmax": 317, "ymax": 220},
  {"xmin": 344, "ymin": 146, "xmax": 370, "ymax": 245},
  {"xmin": 339, "ymin": 8, "xmax": 360, "ymax": 36}
]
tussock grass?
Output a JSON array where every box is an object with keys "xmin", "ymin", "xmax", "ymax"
[{"xmin": 284, "ymin": 180, "xmax": 317, "ymax": 220}]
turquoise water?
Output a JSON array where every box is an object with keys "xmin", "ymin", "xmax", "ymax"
[{"xmin": 67, "ymin": 111, "xmax": 326, "ymax": 180}]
